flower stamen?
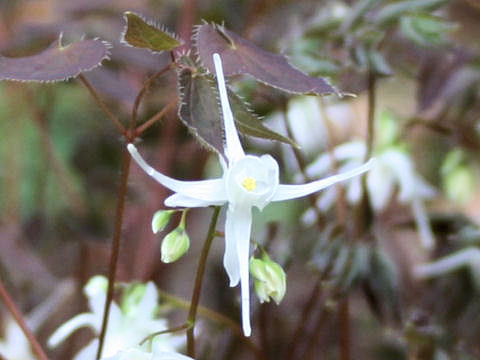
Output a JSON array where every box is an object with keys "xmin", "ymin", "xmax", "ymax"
[{"xmin": 242, "ymin": 177, "xmax": 257, "ymax": 191}]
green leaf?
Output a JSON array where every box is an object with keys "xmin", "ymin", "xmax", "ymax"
[
  {"xmin": 0, "ymin": 35, "xmax": 110, "ymax": 82},
  {"xmin": 400, "ymin": 13, "xmax": 457, "ymax": 47},
  {"xmin": 368, "ymin": 49, "xmax": 393, "ymax": 76},
  {"xmin": 230, "ymin": 91, "xmax": 299, "ymax": 148},
  {"xmin": 195, "ymin": 23, "xmax": 338, "ymax": 96},
  {"xmin": 178, "ymin": 68, "xmax": 298, "ymax": 153},
  {"xmin": 375, "ymin": 0, "xmax": 450, "ymax": 26},
  {"xmin": 121, "ymin": 11, "xmax": 181, "ymax": 53}
]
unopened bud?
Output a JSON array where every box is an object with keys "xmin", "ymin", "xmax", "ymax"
[
  {"xmin": 151, "ymin": 210, "xmax": 175, "ymax": 234},
  {"xmin": 161, "ymin": 228, "xmax": 190, "ymax": 263},
  {"xmin": 249, "ymin": 254, "xmax": 287, "ymax": 305}
]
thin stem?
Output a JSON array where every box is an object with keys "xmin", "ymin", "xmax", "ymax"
[
  {"xmin": 186, "ymin": 206, "xmax": 221, "ymax": 357},
  {"xmin": 286, "ymin": 276, "xmax": 323, "ymax": 359},
  {"xmin": 365, "ymin": 71, "xmax": 376, "ymax": 162},
  {"xmin": 77, "ymin": 74, "xmax": 127, "ymax": 136},
  {"xmin": 131, "ymin": 64, "xmax": 174, "ymax": 130},
  {"xmin": 135, "ymin": 99, "xmax": 177, "ymax": 136},
  {"xmin": 158, "ymin": 290, "xmax": 265, "ymax": 359},
  {"xmin": 339, "ymin": 299, "xmax": 351, "ymax": 360},
  {"xmin": 95, "ymin": 149, "xmax": 132, "ymax": 360},
  {"xmin": 0, "ymin": 278, "xmax": 49, "ymax": 360},
  {"xmin": 140, "ymin": 323, "xmax": 191, "ymax": 346}
]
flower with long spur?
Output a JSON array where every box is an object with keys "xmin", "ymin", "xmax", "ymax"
[{"xmin": 127, "ymin": 53, "xmax": 375, "ymax": 337}]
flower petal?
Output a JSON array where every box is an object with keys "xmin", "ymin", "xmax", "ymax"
[
  {"xmin": 128, "ymin": 144, "xmax": 227, "ymax": 203},
  {"xmin": 47, "ymin": 313, "xmax": 98, "ymax": 348},
  {"xmin": 213, "ymin": 53, "xmax": 245, "ymax": 163},
  {"xmin": 272, "ymin": 158, "xmax": 375, "ymax": 201},
  {"xmin": 224, "ymin": 205, "xmax": 253, "ymax": 336},
  {"xmin": 164, "ymin": 193, "xmax": 225, "ymax": 208},
  {"xmin": 411, "ymin": 198, "xmax": 435, "ymax": 250}
]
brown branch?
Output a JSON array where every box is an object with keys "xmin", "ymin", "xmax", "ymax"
[
  {"xmin": 77, "ymin": 74, "xmax": 127, "ymax": 136},
  {"xmin": 0, "ymin": 278, "xmax": 49, "ymax": 360},
  {"xmin": 135, "ymin": 99, "xmax": 178, "ymax": 136}
]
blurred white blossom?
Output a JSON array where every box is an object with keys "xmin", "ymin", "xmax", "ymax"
[
  {"xmin": 304, "ymin": 140, "xmax": 436, "ymax": 249},
  {"xmin": 48, "ymin": 276, "xmax": 183, "ymax": 359},
  {"xmin": 103, "ymin": 347, "xmax": 193, "ymax": 360}
]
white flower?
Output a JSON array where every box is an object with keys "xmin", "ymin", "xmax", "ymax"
[
  {"xmin": 103, "ymin": 347, "xmax": 194, "ymax": 360},
  {"xmin": 305, "ymin": 141, "xmax": 436, "ymax": 249},
  {"xmin": 0, "ymin": 317, "xmax": 36, "ymax": 360},
  {"xmin": 48, "ymin": 276, "xmax": 183, "ymax": 359},
  {"xmin": 127, "ymin": 53, "xmax": 374, "ymax": 337}
]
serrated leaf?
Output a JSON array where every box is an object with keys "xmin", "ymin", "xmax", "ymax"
[
  {"xmin": 121, "ymin": 12, "xmax": 181, "ymax": 53},
  {"xmin": 178, "ymin": 69, "xmax": 299, "ymax": 153},
  {"xmin": 178, "ymin": 68, "xmax": 224, "ymax": 154},
  {"xmin": 0, "ymin": 35, "xmax": 110, "ymax": 82},
  {"xmin": 195, "ymin": 23, "xmax": 337, "ymax": 96},
  {"xmin": 229, "ymin": 92, "xmax": 299, "ymax": 148}
]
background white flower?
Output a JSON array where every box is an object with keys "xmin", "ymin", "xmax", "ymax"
[
  {"xmin": 303, "ymin": 140, "xmax": 436, "ymax": 249},
  {"xmin": 127, "ymin": 53, "xmax": 374, "ymax": 336},
  {"xmin": 48, "ymin": 276, "xmax": 183, "ymax": 359}
]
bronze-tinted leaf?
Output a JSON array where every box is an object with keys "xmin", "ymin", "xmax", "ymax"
[
  {"xmin": 195, "ymin": 23, "xmax": 337, "ymax": 96},
  {"xmin": 178, "ymin": 68, "xmax": 298, "ymax": 154},
  {"xmin": 121, "ymin": 12, "xmax": 181, "ymax": 53},
  {"xmin": 0, "ymin": 35, "xmax": 110, "ymax": 82},
  {"xmin": 178, "ymin": 68, "xmax": 224, "ymax": 154}
]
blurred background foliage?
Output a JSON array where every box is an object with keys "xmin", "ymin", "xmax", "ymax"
[{"xmin": 1, "ymin": 0, "xmax": 480, "ymax": 359}]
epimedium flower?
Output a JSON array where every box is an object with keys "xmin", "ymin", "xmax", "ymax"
[
  {"xmin": 127, "ymin": 53, "xmax": 374, "ymax": 337},
  {"xmin": 48, "ymin": 276, "xmax": 184, "ymax": 359},
  {"xmin": 303, "ymin": 140, "xmax": 436, "ymax": 250}
]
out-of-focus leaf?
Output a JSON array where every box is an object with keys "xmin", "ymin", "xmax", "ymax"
[
  {"xmin": 121, "ymin": 11, "xmax": 182, "ymax": 53},
  {"xmin": 400, "ymin": 14, "xmax": 457, "ymax": 47},
  {"xmin": 368, "ymin": 49, "xmax": 393, "ymax": 76},
  {"xmin": 364, "ymin": 248, "xmax": 401, "ymax": 322},
  {"xmin": 339, "ymin": 0, "xmax": 382, "ymax": 33},
  {"xmin": 0, "ymin": 35, "xmax": 110, "ymax": 82},
  {"xmin": 375, "ymin": 0, "xmax": 449, "ymax": 26},
  {"xmin": 195, "ymin": 23, "xmax": 337, "ymax": 96},
  {"xmin": 178, "ymin": 68, "xmax": 298, "ymax": 153}
]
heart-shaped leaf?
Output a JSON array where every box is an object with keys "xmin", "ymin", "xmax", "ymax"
[
  {"xmin": 178, "ymin": 68, "xmax": 298, "ymax": 153},
  {"xmin": 0, "ymin": 35, "xmax": 111, "ymax": 82},
  {"xmin": 121, "ymin": 12, "xmax": 182, "ymax": 53},
  {"xmin": 195, "ymin": 23, "xmax": 337, "ymax": 96}
]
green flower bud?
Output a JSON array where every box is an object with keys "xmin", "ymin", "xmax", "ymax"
[
  {"xmin": 161, "ymin": 228, "xmax": 190, "ymax": 263},
  {"xmin": 84, "ymin": 275, "xmax": 108, "ymax": 298},
  {"xmin": 121, "ymin": 283, "xmax": 147, "ymax": 316},
  {"xmin": 249, "ymin": 254, "xmax": 287, "ymax": 305},
  {"xmin": 443, "ymin": 166, "xmax": 476, "ymax": 204},
  {"xmin": 151, "ymin": 210, "xmax": 175, "ymax": 234}
]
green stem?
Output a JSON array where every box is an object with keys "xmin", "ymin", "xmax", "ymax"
[
  {"xmin": 186, "ymin": 206, "xmax": 221, "ymax": 357},
  {"xmin": 95, "ymin": 149, "xmax": 132, "ymax": 360},
  {"xmin": 140, "ymin": 323, "xmax": 191, "ymax": 346},
  {"xmin": 0, "ymin": 278, "xmax": 49, "ymax": 360}
]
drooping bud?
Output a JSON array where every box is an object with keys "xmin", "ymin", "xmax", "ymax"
[
  {"xmin": 249, "ymin": 254, "xmax": 287, "ymax": 305},
  {"xmin": 161, "ymin": 228, "xmax": 190, "ymax": 263},
  {"xmin": 151, "ymin": 209, "xmax": 175, "ymax": 234}
]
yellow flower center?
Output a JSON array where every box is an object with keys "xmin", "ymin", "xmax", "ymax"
[{"xmin": 242, "ymin": 177, "xmax": 257, "ymax": 191}]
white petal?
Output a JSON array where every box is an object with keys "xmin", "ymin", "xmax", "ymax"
[
  {"xmin": 224, "ymin": 206, "xmax": 253, "ymax": 337},
  {"xmin": 164, "ymin": 193, "xmax": 225, "ymax": 208},
  {"xmin": 366, "ymin": 162, "xmax": 395, "ymax": 211},
  {"xmin": 213, "ymin": 53, "xmax": 245, "ymax": 163},
  {"xmin": 128, "ymin": 144, "xmax": 227, "ymax": 203},
  {"xmin": 272, "ymin": 158, "xmax": 375, "ymax": 201},
  {"xmin": 411, "ymin": 199, "xmax": 435, "ymax": 250},
  {"xmin": 414, "ymin": 247, "xmax": 480, "ymax": 280},
  {"xmin": 306, "ymin": 141, "xmax": 366, "ymax": 177},
  {"xmin": 48, "ymin": 313, "xmax": 97, "ymax": 348},
  {"xmin": 136, "ymin": 282, "xmax": 158, "ymax": 321},
  {"xmin": 224, "ymin": 207, "xmax": 240, "ymax": 287},
  {"xmin": 380, "ymin": 150, "xmax": 416, "ymax": 202}
]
